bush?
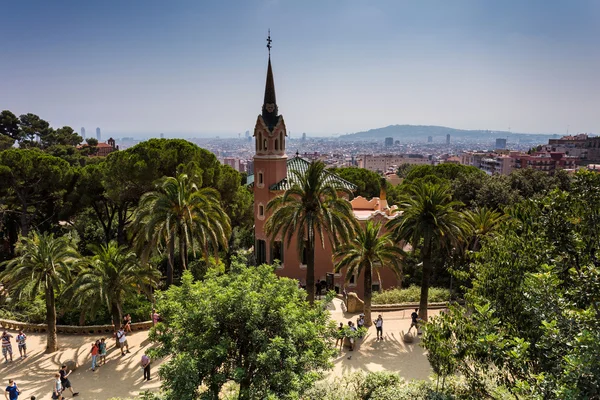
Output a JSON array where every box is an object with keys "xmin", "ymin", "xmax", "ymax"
[{"xmin": 372, "ymin": 285, "xmax": 450, "ymax": 305}]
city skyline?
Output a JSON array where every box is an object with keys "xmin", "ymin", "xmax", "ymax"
[{"xmin": 1, "ymin": 0, "xmax": 599, "ymax": 137}]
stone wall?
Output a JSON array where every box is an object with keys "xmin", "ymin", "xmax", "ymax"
[{"xmin": 0, "ymin": 319, "xmax": 153, "ymax": 334}]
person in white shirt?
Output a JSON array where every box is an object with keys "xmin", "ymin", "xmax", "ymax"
[
  {"xmin": 117, "ymin": 326, "xmax": 130, "ymax": 356},
  {"xmin": 375, "ymin": 315, "xmax": 384, "ymax": 340}
]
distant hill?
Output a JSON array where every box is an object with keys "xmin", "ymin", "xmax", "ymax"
[{"xmin": 339, "ymin": 125, "xmax": 561, "ymax": 142}]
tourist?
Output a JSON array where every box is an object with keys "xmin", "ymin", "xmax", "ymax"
[
  {"xmin": 98, "ymin": 338, "xmax": 107, "ymax": 365},
  {"xmin": 89, "ymin": 341, "xmax": 99, "ymax": 371},
  {"xmin": 5, "ymin": 379, "xmax": 20, "ymax": 400},
  {"xmin": 151, "ymin": 309, "xmax": 160, "ymax": 326},
  {"xmin": 357, "ymin": 314, "xmax": 365, "ymax": 333},
  {"xmin": 335, "ymin": 322, "xmax": 344, "ymax": 349},
  {"xmin": 375, "ymin": 315, "xmax": 384, "ymax": 340},
  {"xmin": 59, "ymin": 365, "xmax": 79, "ymax": 397},
  {"xmin": 123, "ymin": 314, "xmax": 132, "ymax": 333},
  {"xmin": 409, "ymin": 308, "xmax": 419, "ymax": 333},
  {"xmin": 1, "ymin": 331, "xmax": 13, "ymax": 364},
  {"xmin": 141, "ymin": 353, "xmax": 151, "ymax": 381},
  {"xmin": 117, "ymin": 326, "xmax": 130, "ymax": 355},
  {"xmin": 347, "ymin": 321, "xmax": 357, "ymax": 351},
  {"xmin": 15, "ymin": 331, "xmax": 26, "ymax": 359},
  {"xmin": 51, "ymin": 373, "xmax": 62, "ymax": 400}
]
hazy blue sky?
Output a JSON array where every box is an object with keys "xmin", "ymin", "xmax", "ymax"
[{"xmin": 1, "ymin": 0, "xmax": 599, "ymax": 137}]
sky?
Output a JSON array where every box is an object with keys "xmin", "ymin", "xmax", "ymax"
[{"xmin": 1, "ymin": 0, "xmax": 599, "ymax": 138}]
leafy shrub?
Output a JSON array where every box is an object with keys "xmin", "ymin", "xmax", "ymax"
[{"xmin": 372, "ymin": 285, "xmax": 450, "ymax": 305}]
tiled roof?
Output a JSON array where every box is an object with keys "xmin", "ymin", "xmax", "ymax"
[
  {"xmin": 246, "ymin": 156, "xmax": 357, "ymax": 191},
  {"xmin": 269, "ymin": 156, "xmax": 357, "ymax": 191}
]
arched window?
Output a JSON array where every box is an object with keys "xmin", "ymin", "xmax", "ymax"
[
  {"xmin": 258, "ymin": 133, "xmax": 262, "ymax": 151},
  {"xmin": 274, "ymin": 139, "xmax": 279, "ymax": 151},
  {"xmin": 263, "ymin": 139, "xmax": 267, "ymax": 150},
  {"xmin": 280, "ymin": 132, "xmax": 284, "ymax": 151}
]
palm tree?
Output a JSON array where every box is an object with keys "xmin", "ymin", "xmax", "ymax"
[
  {"xmin": 334, "ymin": 220, "xmax": 404, "ymax": 326},
  {"xmin": 463, "ymin": 207, "xmax": 507, "ymax": 251},
  {"xmin": 134, "ymin": 173, "xmax": 231, "ymax": 286},
  {"xmin": 265, "ymin": 160, "xmax": 357, "ymax": 304},
  {"xmin": 68, "ymin": 241, "xmax": 160, "ymax": 330},
  {"xmin": 0, "ymin": 232, "xmax": 78, "ymax": 353},
  {"xmin": 386, "ymin": 181, "xmax": 467, "ymax": 321}
]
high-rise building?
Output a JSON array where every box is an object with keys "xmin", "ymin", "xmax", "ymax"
[
  {"xmin": 446, "ymin": 134, "xmax": 451, "ymax": 145},
  {"xmin": 495, "ymin": 138, "xmax": 507, "ymax": 150},
  {"xmin": 96, "ymin": 127, "xmax": 101, "ymax": 141},
  {"xmin": 160, "ymin": 133, "xmax": 164, "ymax": 139},
  {"xmin": 302, "ymin": 132, "xmax": 306, "ymax": 142},
  {"xmin": 384, "ymin": 137, "xmax": 394, "ymax": 147},
  {"xmin": 81, "ymin": 127, "xmax": 86, "ymax": 139},
  {"xmin": 427, "ymin": 136, "xmax": 433, "ymax": 143}
]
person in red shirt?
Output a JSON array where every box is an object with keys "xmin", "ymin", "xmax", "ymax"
[{"xmin": 89, "ymin": 341, "xmax": 99, "ymax": 372}]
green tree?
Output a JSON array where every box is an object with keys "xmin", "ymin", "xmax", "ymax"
[
  {"xmin": 329, "ymin": 167, "xmax": 382, "ymax": 198},
  {"xmin": 0, "ymin": 110, "xmax": 22, "ymax": 142},
  {"xmin": 423, "ymin": 171, "xmax": 600, "ymax": 398},
  {"xmin": 386, "ymin": 181, "xmax": 466, "ymax": 321},
  {"xmin": 68, "ymin": 241, "xmax": 160, "ymax": 330},
  {"xmin": 0, "ymin": 148, "xmax": 73, "ymax": 237},
  {"xmin": 18, "ymin": 113, "xmax": 52, "ymax": 148},
  {"xmin": 151, "ymin": 263, "xmax": 336, "ymax": 400},
  {"xmin": 463, "ymin": 207, "xmax": 507, "ymax": 251},
  {"xmin": 0, "ymin": 232, "xmax": 77, "ymax": 352},
  {"xmin": 334, "ymin": 220, "xmax": 404, "ymax": 326},
  {"xmin": 265, "ymin": 160, "xmax": 357, "ymax": 304},
  {"xmin": 134, "ymin": 173, "xmax": 231, "ymax": 286}
]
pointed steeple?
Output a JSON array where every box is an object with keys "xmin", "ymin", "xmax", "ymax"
[{"xmin": 262, "ymin": 31, "xmax": 279, "ymax": 130}]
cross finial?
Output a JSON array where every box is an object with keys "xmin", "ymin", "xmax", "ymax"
[
  {"xmin": 266, "ymin": 29, "xmax": 272, "ymax": 55},
  {"xmin": 296, "ymin": 150, "xmax": 299, "ymax": 157}
]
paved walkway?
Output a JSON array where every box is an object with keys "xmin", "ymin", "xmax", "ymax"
[
  {"xmin": 1, "ymin": 300, "xmax": 435, "ymax": 399},
  {"xmin": 327, "ymin": 298, "xmax": 436, "ymax": 381}
]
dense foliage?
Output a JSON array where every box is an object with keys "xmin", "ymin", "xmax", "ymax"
[
  {"xmin": 422, "ymin": 170, "xmax": 600, "ymax": 398},
  {"xmin": 150, "ymin": 261, "xmax": 336, "ymax": 400}
]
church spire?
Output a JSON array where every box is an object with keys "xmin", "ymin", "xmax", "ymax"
[{"xmin": 262, "ymin": 30, "xmax": 279, "ymax": 130}]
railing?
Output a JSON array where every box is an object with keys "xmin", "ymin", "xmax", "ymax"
[{"xmin": 0, "ymin": 318, "xmax": 153, "ymax": 334}]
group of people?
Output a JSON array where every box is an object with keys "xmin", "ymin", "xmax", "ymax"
[
  {"xmin": 2, "ymin": 331, "xmax": 27, "ymax": 364},
  {"xmin": 88, "ymin": 338, "xmax": 108, "ymax": 371},
  {"xmin": 5, "ymin": 366, "xmax": 79, "ymax": 400},
  {"xmin": 335, "ymin": 314, "xmax": 385, "ymax": 352}
]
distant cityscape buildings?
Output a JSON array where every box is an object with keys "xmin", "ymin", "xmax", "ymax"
[
  {"xmin": 384, "ymin": 137, "xmax": 394, "ymax": 147},
  {"xmin": 96, "ymin": 127, "xmax": 101, "ymax": 141},
  {"xmin": 428, "ymin": 136, "xmax": 433, "ymax": 143},
  {"xmin": 160, "ymin": 133, "xmax": 164, "ymax": 139},
  {"xmin": 496, "ymin": 138, "xmax": 507, "ymax": 150},
  {"xmin": 81, "ymin": 127, "xmax": 86, "ymax": 139}
]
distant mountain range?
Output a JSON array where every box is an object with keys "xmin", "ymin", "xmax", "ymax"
[{"xmin": 339, "ymin": 125, "xmax": 562, "ymax": 142}]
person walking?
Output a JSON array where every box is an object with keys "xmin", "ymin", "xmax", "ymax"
[
  {"xmin": 375, "ymin": 315, "xmax": 384, "ymax": 340},
  {"xmin": 117, "ymin": 326, "xmax": 130, "ymax": 356},
  {"xmin": 1, "ymin": 332, "xmax": 13, "ymax": 364},
  {"xmin": 98, "ymin": 338, "xmax": 107, "ymax": 365},
  {"xmin": 335, "ymin": 322, "xmax": 344, "ymax": 349},
  {"xmin": 59, "ymin": 365, "xmax": 79, "ymax": 397},
  {"xmin": 51, "ymin": 373, "xmax": 62, "ymax": 400},
  {"xmin": 15, "ymin": 332, "xmax": 26, "ymax": 359},
  {"xmin": 5, "ymin": 379, "xmax": 20, "ymax": 400},
  {"xmin": 141, "ymin": 354, "xmax": 151, "ymax": 381},
  {"xmin": 409, "ymin": 308, "xmax": 419, "ymax": 333},
  {"xmin": 89, "ymin": 341, "xmax": 99, "ymax": 371}
]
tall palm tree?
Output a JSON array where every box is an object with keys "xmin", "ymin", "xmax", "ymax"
[
  {"xmin": 134, "ymin": 173, "xmax": 231, "ymax": 286},
  {"xmin": 334, "ymin": 220, "xmax": 404, "ymax": 326},
  {"xmin": 0, "ymin": 232, "xmax": 78, "ymax": 353},
  {"xmin": 386, "ymin": 181, "xmax": 467, "ymax": 321},
  {"xmin": 265, "ymin": 161, "xmax": 357, "ymax": 304},
  {"xmin": 68, "ymin": 241, "xmax": 160, "ymax": 330}
]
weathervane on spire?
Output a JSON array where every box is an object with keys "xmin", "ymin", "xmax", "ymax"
[{"xmin": 266, "ymin": 29, "xmax": 272, "ymax": 56}]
